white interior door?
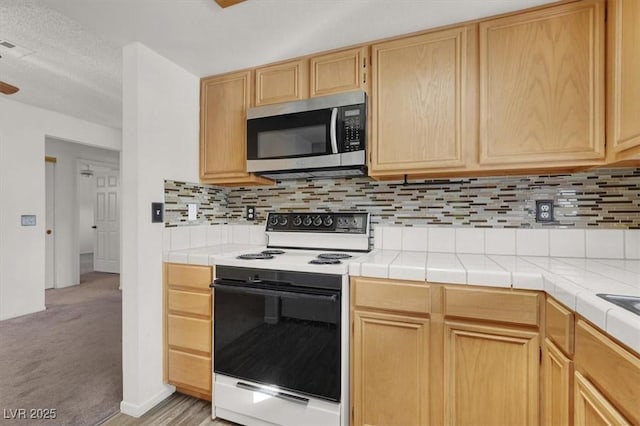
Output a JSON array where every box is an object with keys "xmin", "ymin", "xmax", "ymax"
[
  {"xmin": 45, "ymin": 161, "xmax": 55, "ymax": 289},
  {"xmin": 94, "ymin": 170, "xmax": 120, "ymax": 273}
]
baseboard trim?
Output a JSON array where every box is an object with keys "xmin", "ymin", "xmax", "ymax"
[
  {"xmin": 119, "ymin": 385, "xmax": 175, "ymax": 418},
  {"xmin": 0, "ymin": 305, "xmax": 46, "ymax": 321}
]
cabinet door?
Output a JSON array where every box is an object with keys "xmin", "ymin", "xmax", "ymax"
[
  {"xmin": 574, "ymin": 319, "xmax": 640, "ymax": 424},
  {"xmin": 200, "ymin": 72, "xmax": 272, "ymax": 185},
  {"xmin": 310, "ymin": 47, "xmax": 368, "ymax": 97},
  {"xmin": 479, "ymin": 1, "xmax": 605, "ymax": 166},
  {"xmin": 352, "ymin": 310, "xmax": 429, "ymax": 426},
  {"xmin": 370, "ymin": 25, "xmax": 475, "ymax": 175},
  {"xmin": 574, "ymin": 371, "xmax": 630, "ymax": 426},
  {"xmin": 255, "ymin": 59, "xmax": 308, "ymax": 106},
  {"xmin": 607, "ymin": 0, "xmax": 640, "ymax": 160},
  {"xmin": 444, "ymin": 321, "xmax": 539, "ymax": 426},
  {"xmin": 544, "ymin": 338, "xmax": 573, "ymax": 426}
]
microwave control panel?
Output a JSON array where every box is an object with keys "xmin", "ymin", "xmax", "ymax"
[{"xmin": 341, "ymin": 105, "xmax": 365, "ymax": 152}]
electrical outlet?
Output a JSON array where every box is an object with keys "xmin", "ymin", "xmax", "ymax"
[
  {"xmin": 246, "ymin": 206, "xmax": 256, "ymax": 221},
  {"xmin": 535, "ymin": 200, "xmax": 554, "ymax": 223}
]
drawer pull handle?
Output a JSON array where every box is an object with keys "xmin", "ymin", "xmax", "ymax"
[{"xmin": 235, "ymin": 381, "xmax": 309, "ymax": 406}]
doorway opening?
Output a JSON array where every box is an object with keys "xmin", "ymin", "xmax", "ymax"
[{"xmin": 44, "ymin": 137, "xmax": 120, "ymax": 288}]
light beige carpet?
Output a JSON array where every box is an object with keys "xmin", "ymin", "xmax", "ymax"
[{"xmin": 0, "ymin": 272, "xmax": 122, "ymax": 426}]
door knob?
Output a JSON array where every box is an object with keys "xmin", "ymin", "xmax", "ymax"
[
  {"xmin": 91, "ymin": 225, "xmax": 97, "ymax": 229},
  {"xmin": 46, "ymin": 229, "xmax": 52, "ymax": 235}
]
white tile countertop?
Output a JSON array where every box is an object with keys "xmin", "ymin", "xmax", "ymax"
[
  {"xmin": 164, "ymin": 243, "xmax": 263, "ymax": 265},
  {"xmin": 162, "ymin": 223, "xmax": 640, "ymax": 355},
  {"xmin": 349, "ymin": 250, "xmax": 640, "ymax": 355},
  {"xmin": 165, "ymin": 242, "xmax": 640, "ymax": 354}
]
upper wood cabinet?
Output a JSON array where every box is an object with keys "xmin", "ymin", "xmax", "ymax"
[
  {"xmin": 310, "ymin": 47, "xmax": 368, "ymax": 98},
  {"xmin": 478, "ymin": 0, "xmax": 605, "ymax": 167},
  {"xmin": 607, "ymin": 0, "xmax": 640, "ymax": 161},
  {"xmin": 254, "ymin": 59, "xmax": 308, "ymax": 106},
  {"xmin": 370, "ymin": 25, "xmax": 476, "ymax": 177},
  {"xmin": 200, "ymin": 71, "xmax": 272, "ymax": 186}
]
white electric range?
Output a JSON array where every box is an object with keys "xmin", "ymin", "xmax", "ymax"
[{"xmin": 211, "ymin": 212, "xmax": 369, "ymax": 426}]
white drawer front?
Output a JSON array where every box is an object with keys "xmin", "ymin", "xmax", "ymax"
[{"xmin": 214, "ymin": 374, "xmax": 340, "ymax": 426}]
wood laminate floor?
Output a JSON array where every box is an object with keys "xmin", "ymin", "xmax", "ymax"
[{"xmin": 101, "ymin": 393, "xmax": 237, "ymax": 426}]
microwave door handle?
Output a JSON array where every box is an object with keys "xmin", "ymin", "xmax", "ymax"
[{"xmin": 330, "ymin": 107, "xmax": 338, "ymax": 154}]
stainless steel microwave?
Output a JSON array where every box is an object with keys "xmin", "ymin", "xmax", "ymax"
[{"xmin": 246, "ymin": 91, "xmax": 366, "ymax": 179}]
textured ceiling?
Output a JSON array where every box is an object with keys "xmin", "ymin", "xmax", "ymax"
[{"xmin": 0, "ymin": 0, "xmax": 557, "ymax": 129}]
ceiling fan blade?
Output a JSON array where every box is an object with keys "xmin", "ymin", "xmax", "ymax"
[
  {"xmin": 214, "ymin": 0, "xmax": 246, "ymax": 8},
  {"xmin": 0, "ymin": 81, "xmax": 19, "ymax": 95}
]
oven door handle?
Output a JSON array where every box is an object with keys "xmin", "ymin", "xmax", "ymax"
[
  {"xmin": 235, "ymin": 381, "xmax": 309, "ymax": 406},
  {"xmin": 213, "ymin": 280, "xmax": 338, "ymax": 302}
]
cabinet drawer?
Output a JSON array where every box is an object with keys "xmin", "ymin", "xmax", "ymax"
[
  {"xmin": 444, "ymin": 286, "xmax": 540, "ymax": 326},
  {"xmin": 545, "ymin": 297, "xmax": 574, "ymax": 355},
  {"xmin": 168, "ymin": 289, "xmax": 211, "ymax": 318},
  {"xmin": 167, "ymin": 315, "xmax": 211, "ymax": 353},
  {"xmin": 168, "ymin": 349, "xmax": 211, "ymax": 393},
  {"xmin": 352, "ymin": 277, "xmax": 430, "ymax": 315},
  {"xmin": 166, "ymin": 263, "xmax": 212, "ymax": 291},
  {"xmin": 575, "ymin": 319, "xmax": 640, "ymax": 425}
]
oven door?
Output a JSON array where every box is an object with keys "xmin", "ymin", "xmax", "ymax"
[
  {"xmin": 246, "ymin": 108, "xmax": 341, "ymax": 173},
  {"xmin": 213, "ymin": 279, "xmax": 341, "ymax": 402}
]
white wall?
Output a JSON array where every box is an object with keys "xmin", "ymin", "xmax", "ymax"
[
  {"xmin": 120, "ymin": 42, "xmax": 199, "ymax": 416},
  {"xmin": 0, "ymin": 98, "xmax": 121, "ymax": 320},
  {"xmin": 45, "ymin": 138, "xmax": 119, "ymax": 288}
]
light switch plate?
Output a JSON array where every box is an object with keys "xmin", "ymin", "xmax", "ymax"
[
  {"xmin": 21, "ymin": 215, "xmax": 36, "ymax": 226},
  {"xmin": 188, "ymin": 203, "xmax": 198, "ymax": 221},
  {"xmin": 151, "ymin": 203, "xmax": 163, "ymax": 223}
]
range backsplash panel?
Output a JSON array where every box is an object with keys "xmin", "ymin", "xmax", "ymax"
[{"xmin": 165, "ymin": 168, "xmax": 640, "ymax": 229}]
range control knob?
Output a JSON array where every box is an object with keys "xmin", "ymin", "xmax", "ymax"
[
  {"xmin": 278, "ymin": 216, "xmax": 288, "ymax": 226},
  {"xmin": 268, "ymin": 215, "xmax": 278, "ymax": 227},
  {"xmin": 293, "ymin": 216, "xmax": 302, "ymax": 226},
  {"xmin": 312, "ymin": 216, "xmax": 322, "ymax": 226},
  {"xmin": 323, "ymin": 216, "xmax": 333, "ymax": 227},
  {"xmin": 303, "ymin": 216, "xmax": 312, "ymax": 227}
]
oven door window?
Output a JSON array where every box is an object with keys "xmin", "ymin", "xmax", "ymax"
[
  {"xmin": 214, "ymin": 283, "xmax": 341, "ymax": 402},
  {"xmin": 247, "ymin": 109, "xmax": 333, "ymax": 160}
]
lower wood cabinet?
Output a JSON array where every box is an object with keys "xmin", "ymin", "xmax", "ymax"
[
  {"xmin": 164, "ymin": 263, "xmax": 213, "ymax": 400},
  {"xmin": 443, "ymin": 320, "xmax": 539, "ymax": 426},
  {"xmin": 574, "ymin": 371, "xmax": 630, "ymax": 426},
  {"xmin": 351, "ymin": 278, "xmax": 542, "ymax": 426},
  {"xmin": 574, "ymin": 319, "xmax": 640, "ymax": 424},
  {"xmin": 544, "ymin": 338, "xmax": 573, "ymax": 426},
  {"xmin": 352, "ymin": 310, "xmax": 429, "ymax": 426},
  {"xmin": 351, "ymin": 277, "xmax": 431, "ymax": 426},
  {"xmin": 167, "ymin": 349, "xmax": 212, "ymax": 395}
]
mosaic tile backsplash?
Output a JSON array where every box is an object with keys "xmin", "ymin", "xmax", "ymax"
[
  {"xmin": 165, "ymin": 168, "xmax": 640, "ymax": 229},
  {"xmin": 165, "ymin": 180, "xmax": 227, "ymax": 226}
]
